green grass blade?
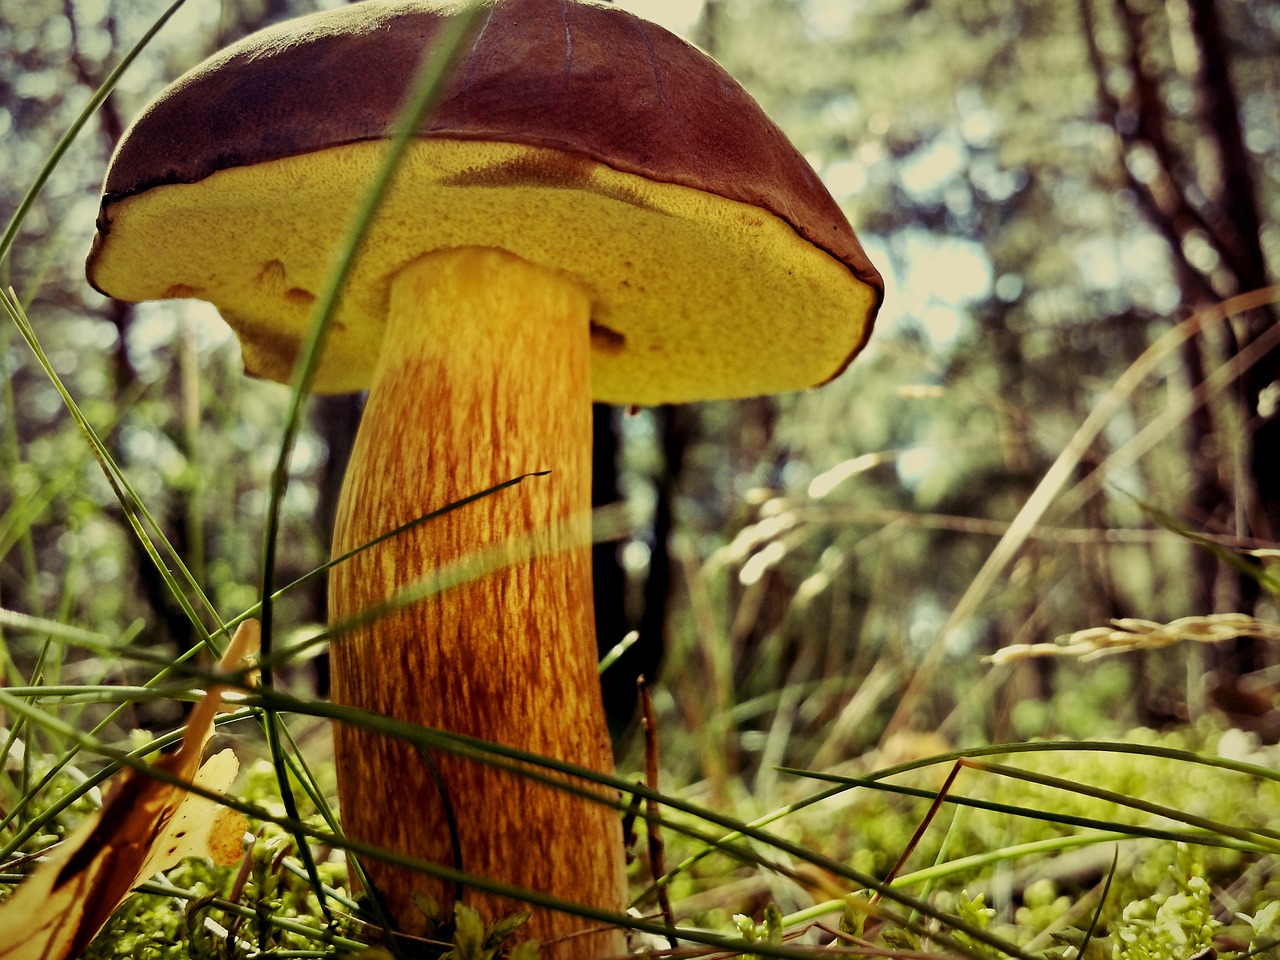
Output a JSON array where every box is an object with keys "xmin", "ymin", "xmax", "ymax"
[
  {"xmin": 250, "ymin": 0, "xmax": 490, "ymax": 921},
  {"xmin": 3, "ymin": 287, "xmax": 223, "ymax": 652}
]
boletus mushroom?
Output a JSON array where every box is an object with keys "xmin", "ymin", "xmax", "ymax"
[{"xmin": 86, "ymin": 0, "xmax": 883, "ymax": 954}]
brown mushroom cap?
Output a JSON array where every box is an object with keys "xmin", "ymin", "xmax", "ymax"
[{"xmin": 86, "ymin": 0, "xmax": 882, "ymax": 405}]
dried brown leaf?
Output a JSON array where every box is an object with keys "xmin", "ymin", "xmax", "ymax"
[{"xmin": 0, "ymin": 620, "xmax": 260, "ymax": 960}]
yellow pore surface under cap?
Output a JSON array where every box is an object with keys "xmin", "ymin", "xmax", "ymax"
[{"xmin": 90, "ymin": 137, "xmax": 877, "ymax": 406}]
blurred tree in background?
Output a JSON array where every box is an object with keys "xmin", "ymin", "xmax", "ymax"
[
  {"xmin": 655, "ymin": 0, "xmax": 1280, "ymax": 786},
  {"xmin": 1, "ymin": 0, "xmax": 1277, "ymax": 784}
]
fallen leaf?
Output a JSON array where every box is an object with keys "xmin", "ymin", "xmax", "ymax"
[
  {"xmin": 0, "ymin": 619, "xmax": 259, "ymax": 960},
  {"xmin": 143, "ymin": 747, "xmax": 248, "ymax": 875}
]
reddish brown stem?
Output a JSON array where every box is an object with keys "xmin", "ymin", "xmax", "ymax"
[{"xmin": 329, "ymin": 247, "xmax": 625, "ymax": 956}]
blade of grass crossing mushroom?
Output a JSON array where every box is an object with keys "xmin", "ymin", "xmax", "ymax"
[
  {"xmin": 249, "ymin": 491, "xmax": 627, "ymax": 678},
  {"xmin": 229, "ymin": 471, "xmax": 550, "ymax": 631},
  {"xmin": 252, "ymin": 2, "xmax": 489, "ymax": 923},
  {"xmin": 300, "ymin": 502, "xmax": 631, "ymax": 680},
  {"xmin": 257, "ymin": 2, "xmax": 491, "ymax": 674},
  {"xmin": 199, "ymin": 474, "xmax": 553, "ymax": 734}
]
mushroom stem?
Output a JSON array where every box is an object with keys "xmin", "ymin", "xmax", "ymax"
[{"xmin": 329, "ymin": 247, "xmax": 625, "ymax": 955}]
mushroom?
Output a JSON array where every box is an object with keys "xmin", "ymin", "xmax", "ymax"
[{"xmin": 86, "ymin": 0, "xmax": 883, "ymax": 955}]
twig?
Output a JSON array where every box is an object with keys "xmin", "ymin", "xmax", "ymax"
[{"xmin": 640, "ymin": 676, "xmax": 679, "ymax": 949}]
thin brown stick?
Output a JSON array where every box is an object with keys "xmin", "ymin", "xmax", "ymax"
[
  {"xmin": 872, "ymin": 761, "xmax": 965, "ymax": 904},
  {"xmin": 639, "ymin": 675, "xmax": 679, "ymax": 949}
]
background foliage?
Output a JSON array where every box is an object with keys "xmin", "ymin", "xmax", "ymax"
[{"xmin": 2, "ymin": 0, "xmax": 1279, "ymax": 954}]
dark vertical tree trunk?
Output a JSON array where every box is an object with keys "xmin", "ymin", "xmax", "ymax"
[
  {"xmin": 310, "ymin": 392, "xmax": 363, "ymax": 696},
  {"xmin": 1185, "ymin": 0, "xmax": 1279, "ymax": 549},
  {"xmin": 1179, "ymin": 332, "xmax": 1228, "ymax": 614},
  {"xmin": 638, "ymin": 405, "xmax": 684, "ymax": 688},
  {"xmin": 1082, "ymin": 0, "xmax": 1275, "ymax": 652},
  {"xmin": 592, "ymin": 403, "xmax": 634, "ymax": 730},
  {"xmin": 1184, "ymin": 0, "xmax": 1276, "ymax": 675}
]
